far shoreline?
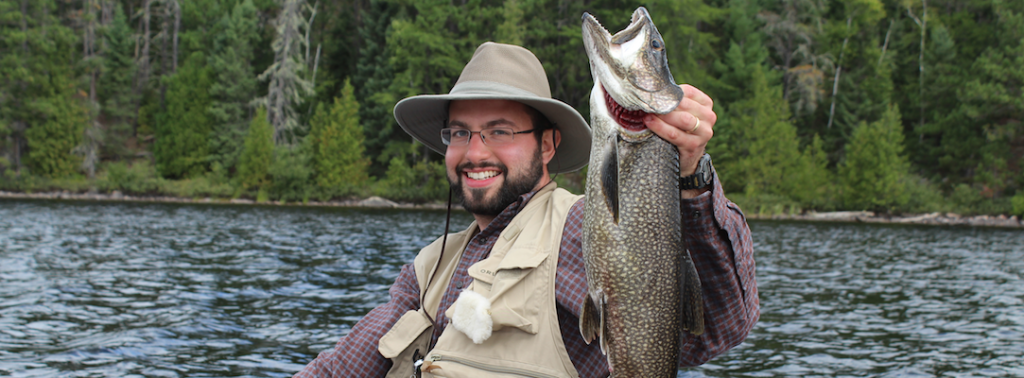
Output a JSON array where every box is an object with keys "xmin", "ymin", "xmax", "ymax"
[
  {"xmin": 0, "ymin": 190, "xmax": 449, "ymax": 211},
  {"xmin": 2, "ymin": 190, "xmax": 1022, "ymax": 228}
]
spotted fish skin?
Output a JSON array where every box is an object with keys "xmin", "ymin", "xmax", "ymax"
[{"xmin": 579, "ymin": 7, "xmax": 705, "ymax": 378}]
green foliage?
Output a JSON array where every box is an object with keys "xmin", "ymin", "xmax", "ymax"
[
  {"xmin": 207, "ymin": 0, "xmax": 260, "ymax": 173},
  {"xmin": 839, "ymin": 105, "xmax": 911, "ymax": 212},
  {"xmin": 711, "ymin": 65, "xmax": 829, "ymax": 210},
  {"xmin": 309, "ymin": 79, "xmax": 370, "ymax": 199},
  {"xmin": 1012, "ymin": 192, "xmax": 1024, "ymax": 218},
  {"xmin": 374, "ymin": 155, "xmax": 448, "ymax": 203},
  {"xmin": 97, "ymin": 3, "xmax": 139, "ymax": 160},
  {"xmin": 237, "ymin": 107, "xmax": 274, "ymax": 190},
  {"xmin": 790, "ymin": 134, "xmax": 834, "ymax": 210},
  {"xmin": 0, "ymin": 172, "xmax": 92, "ymax": 193},
  {"xmin": 24, "ymin": 91, "xmax": 89, "ymax": 178},
  {"xmin": 0, "ymin": 0, "xmax": 1021, "ymax": 216},
  {"xmin": 154, "ymin": 52, "xmax": 213, "ymax": 179},
  {"xmin": 354, "ymin": 0, "xmax": 398, "ymax": 175},
  {"xmin": 100, "ymin": 161, "xmax": 163, "ymax": 194},
  {"xmin": 496, "ymin": 0, "xmax": 526, "ymax": 45},
  {"xmin": 729, "ymin": 193, "xmax": 802, "ymax": 217},
  {"xmin": 268, "ymin": 144, "xmax": 313, "ymax": 202},
  {"xmin": 1, "ymin": 0, "xmax": 85, "ymax": 178},
  {"xmin": 255, "ymin": 0, "xmax": 314, "ymax": 143},
  {"xmin": 900, "ymin": 174, "xmax": 948, "ymax": 214},
  {"xmin": 553, "ymin": 169, "xmax": 586, "ymax": 195}
]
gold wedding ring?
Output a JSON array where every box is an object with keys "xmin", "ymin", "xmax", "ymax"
[{"xmin": 690, "ymin": 117, "xmax": 701, "ymax": 133}]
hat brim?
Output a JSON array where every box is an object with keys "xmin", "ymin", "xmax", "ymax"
[{"xmin": 394, "ymin": 81, "xmax": 592, "ymax": 174}]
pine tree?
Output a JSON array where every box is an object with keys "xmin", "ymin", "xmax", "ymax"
[
  {"xmin": 237, "ymin": 107, "xmax": 274, "ymax": 190},
  {"xmin": 496, "ymin": 0, "xmax": 526, "ymax": 46},
  {"xmin": 207, "ymin": 0, "xmax": 259, "ymax": 173},
  {"xmin": 25, "ymin": 86, "xmax": 89, "ymax": 178},
  {"xmin": 718, "ymin": 65, "xmax": 812, "ymax": 202},
  {"xmin": 153, "ymin": 52, "xmax": 212, "ymax": 179},
  {"xmin": 839, "ymin": 105, "xmax": 911, "ymax": 212},
  {"xmin": 820, "ymin": 0, "xmax": 887, "ymax": 158},
  {"xmin": 256, "ymin": 0, "xmax": 314, "ymax": 144},
  {"xmin": 354, "ymin": 0, "xmax": 396, "ymax": 174},
  {"xmin": 0, "ymin": 0, "xmax": 87, "ymax": 177},
  {"xmin": 952, "ymin": 4, "xmax": 1023, "ymax": 191},
  {"xmin": 268, "ymin": 143, "xmax": 312, "ymax": 202},
  {"xmin": 308, "ymin": 78, "xmax": 370, "ymax": 198},
  {"xmin": 98, "ymin": 2, "xmax": 139, "ymax": 160}
]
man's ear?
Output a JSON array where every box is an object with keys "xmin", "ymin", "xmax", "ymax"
[{"xmin": 542, "ymin": 129, "xmax": 560, "ymax": 164}]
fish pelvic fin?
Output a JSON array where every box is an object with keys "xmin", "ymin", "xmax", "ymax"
[
  {"xmin": 680, "ymin": 249, "xmax": 706, "ymax": 335},
  {"xmin": 579, "ymin": 293, "xmax": 602, "ymax": 345}
]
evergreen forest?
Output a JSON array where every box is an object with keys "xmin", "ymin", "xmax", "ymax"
[{"xmin": 2, "ymin": 0, "xmax": 1023, "ymax": 216}]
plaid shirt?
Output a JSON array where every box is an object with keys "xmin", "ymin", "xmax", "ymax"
[{"xmin": 294, "ymin": 175, "xmax": 758, "ymax": 378}]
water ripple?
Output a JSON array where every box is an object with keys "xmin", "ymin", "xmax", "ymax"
[{"xmin": 3, "ymin": 200, "xmax": 1022, "ymax": 377}]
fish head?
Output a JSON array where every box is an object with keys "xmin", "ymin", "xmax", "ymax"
[{"xmin": 582, "ymin": 7, "xmax": 684, "ymax": 139}]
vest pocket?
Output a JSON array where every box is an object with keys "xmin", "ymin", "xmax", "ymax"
[
  {"xmin": 458, "ymin": 248, "xmax": 551, "ymax": 335},
  {"xmin": 424, "ymin": 352, "xmax": 568, "ymax": 378},
  {"xmin": 379, "ymin": 310, "xmax": 434, "ymax": 378},
  {"xmin": 379, "ymin": 309, "xmax": 433, "ymax": 358}
]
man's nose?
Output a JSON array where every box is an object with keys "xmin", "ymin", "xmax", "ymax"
[{"xmin": 464, "ymin": 131, "xmax": 492, "ymax": 161}]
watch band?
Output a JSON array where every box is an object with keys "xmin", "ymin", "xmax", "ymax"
[{"xmin": 679, "ymin": 153, "xmax": 712, "ymax": 190}]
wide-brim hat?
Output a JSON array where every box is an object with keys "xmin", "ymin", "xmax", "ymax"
[{"xmin": 394, "ymin": 42, "xmax": 592, "ymax": 174}]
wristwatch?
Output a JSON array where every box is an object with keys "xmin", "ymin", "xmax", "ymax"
[{"xmin": 679, "ymin": 153, "xmax": 713, "ymax": 190}]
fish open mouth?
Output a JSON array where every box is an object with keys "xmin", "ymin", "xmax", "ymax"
[{"xmin": 604, "ymin": 86, "xmax": 648, "ymax": 132}]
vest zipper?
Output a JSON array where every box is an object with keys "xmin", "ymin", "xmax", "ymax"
[{"xmin": 428, "ymin": 354, "xmax": 563, "ymax": 378}]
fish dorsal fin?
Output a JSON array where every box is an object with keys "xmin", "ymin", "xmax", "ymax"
[{"xmin": 601, "ymin": 141, "xmax": 619, "ymax": 224}]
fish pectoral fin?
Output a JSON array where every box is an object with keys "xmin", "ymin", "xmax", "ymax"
[
  {"xmin": 600, "ymin": 140, "xmax": 619, "ymax": 223},
  {"xmin": 680, "ymin": 249, "xmax": 705, "ymax": 336},
  {"xmin": 579, "ymin": 294, "xmax": 603, "ymax": 345}
]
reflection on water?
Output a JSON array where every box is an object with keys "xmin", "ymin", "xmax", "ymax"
[{"xmin": 1, "ymin": 200, "xmax": 1022, "ymax": 377}]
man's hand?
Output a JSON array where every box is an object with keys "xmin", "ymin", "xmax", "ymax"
[{"xmin": 644, "ymin": 84, "xmax": 716, "ymax": 177}]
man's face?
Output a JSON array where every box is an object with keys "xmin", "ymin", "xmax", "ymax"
[{"xmin": 445, "ymin": 100, "xmax": 552, "ymax": 216}]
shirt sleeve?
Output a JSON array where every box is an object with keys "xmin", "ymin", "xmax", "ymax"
[
  {"xmin": 556, "ymin": 172, "xmax": 758, "ymax": 370},
  {"xmin": 293, "ymin": 263, "xmax": 421, "ymax": 378},
  {"xmin": 677, "ymin": 171, "xmax": 759, "ymax": 366}
]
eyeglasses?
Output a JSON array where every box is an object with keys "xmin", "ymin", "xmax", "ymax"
[{"xmin": 440, "ymin": 127, "xmax": 536, "ymax": 146}]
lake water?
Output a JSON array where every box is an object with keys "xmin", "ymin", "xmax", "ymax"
[{"xmin": 1, "ymin": 199, "xmax": 1022, "ymax": 377}]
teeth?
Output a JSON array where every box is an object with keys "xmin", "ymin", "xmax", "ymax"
[{"xmin": 467, "ymin": 171, "xmax": 499, "ymax": 180}]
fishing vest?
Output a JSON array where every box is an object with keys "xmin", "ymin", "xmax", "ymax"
[{"xmin": 378, "ymin": 183, "xmax": 583, "ymax": 378}]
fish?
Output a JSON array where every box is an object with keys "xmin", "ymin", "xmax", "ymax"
[{"xmin": 579, "ymin": 7, "xmax": 705, "ymax": 377}]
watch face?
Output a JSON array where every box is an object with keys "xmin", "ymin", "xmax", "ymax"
[{"xmin": 701, "ymin": 155, "xmax": 713, "ymax": 184}]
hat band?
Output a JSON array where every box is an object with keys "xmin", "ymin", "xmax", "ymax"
[{"xmin": 449, "ymin": 81, "xmax": 549, "ymax": 99}]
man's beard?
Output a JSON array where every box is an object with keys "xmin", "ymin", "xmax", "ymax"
[{"xmin": 450, "ymin": 149, "xmax": 545, "ymax": 217}]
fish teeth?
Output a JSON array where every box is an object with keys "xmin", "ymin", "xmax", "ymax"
[{"xmin": 467, "ymin": 171, "xmax": 499, "ymax": 180}]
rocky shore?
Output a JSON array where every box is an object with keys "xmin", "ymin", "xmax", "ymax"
[
  {"xmin": 3, "ymin": 190, "xmax": 1022, "ymax": 228},
  {"xmin": 747, "ymin": 210, "xmax": 1022, "ymax": 228}
]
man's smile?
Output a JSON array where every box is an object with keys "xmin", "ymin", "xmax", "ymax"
[{"xmin": 463, "ymin": 168, "xmax": 503, "ymax": 187}]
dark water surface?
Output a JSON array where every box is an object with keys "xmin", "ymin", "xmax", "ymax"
[{"xmin": 1, "ymin": 199, "xmax": 1022, "ymax": 377}]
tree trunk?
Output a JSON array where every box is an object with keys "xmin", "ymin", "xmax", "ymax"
[
  {"xmin": 172, "ymin": 0, "xmax": 180, "ymax": 73},
  {"xmin": 878, "ymin": 18, "xmax": 894, "ymax": 67},
  {"xmin": 907, "ymin": 1, "xmax": 927, "ymax": 139},
  {"xmin": 133, "ymin": 0, "xmax": 152, "ymax": 136},
  {"xmin": 158, "ymin": 2, "xmax": 171, "ymax": 108},
  {"xmin": 827, "ymin": 16, "xmax": 851, "ymax": 130},
  {"xmin": 13, "ymin": 0, "xmax": 30, "ymax": 171}
]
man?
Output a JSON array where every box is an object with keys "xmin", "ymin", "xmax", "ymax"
[{"xmin": 295, "ymin": 42, "xmax": 757, "ymax": 377}]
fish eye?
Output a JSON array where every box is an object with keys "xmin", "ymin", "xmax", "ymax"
[{"xmin": 651, "ymin": 39, "xmax": 663, "ymax": 50}]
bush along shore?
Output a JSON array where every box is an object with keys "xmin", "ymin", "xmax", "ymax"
[{"xmin": 3, "ymin": 189, "xmax": 1021, "ymax": 229}]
